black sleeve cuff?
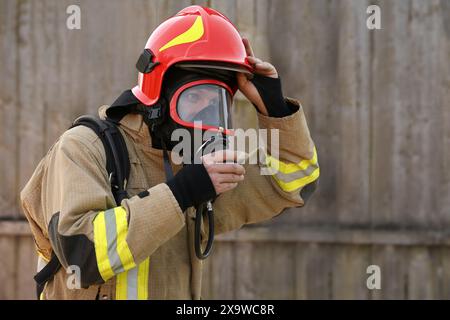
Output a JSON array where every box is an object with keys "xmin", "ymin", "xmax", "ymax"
[
  {"xmin": 250, "ymin": 74, "xmax": 296, "ymax": 118},
  {"xmin": 166, "ymin": 164, "xmax": 216, "ymax": 212}
]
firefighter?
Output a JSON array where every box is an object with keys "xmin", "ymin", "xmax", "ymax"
[{"xmin": 20, "ymin": 5, "xmax": 319, "ymax": 300}]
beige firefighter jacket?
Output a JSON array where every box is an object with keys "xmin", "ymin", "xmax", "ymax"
[{"xmin": 20, "ymin": 97, "xmax": 319, "ymax": 300}]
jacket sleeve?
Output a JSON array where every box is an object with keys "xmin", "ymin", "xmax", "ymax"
[
  {"xmin": 41, "ymin": 126, "xmax": 184, "ymax": 287},
  {"xmin": 213, "ymin": 98, "xmax": 319, "ymax": 235}
]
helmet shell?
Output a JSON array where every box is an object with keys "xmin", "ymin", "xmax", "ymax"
[{"xmin": 132, "ymin": 5, "xmax": 253, "ymax": 106}]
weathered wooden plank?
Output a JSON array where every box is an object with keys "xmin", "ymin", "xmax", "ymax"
[
  {"xmin": 0, "ymin": 221, "xmax": 31, "ymax": 236},
  {"xmin": 217, "ymin": 226, "xmax": 450, "ymax": 246},
  {"xmin": 209, "ymin": 242, "xmax": 235, "ymax": 299},
  {"xmin": 296, "ymin": 243, "xmax": 334, "ymax": 299},
  {"xmin": 406, "ymin": 247, "xmax": 438, "ymax": 299},
  {"xmin": 234, "ymin": 242, "xmax": 255, "ymax": 299},
  {"xmin": 16, "ymin": 236, "xmax": 37, "ymax": 299},
  {"xmin": 428, "ymin": 247, "xmax": 444, "ymax": 299},
  {"xmin": 43, "ymin": 0, "xmax": 87, "ymax": 147},
  {"xmin": 0, "ymin": 0, "xmax": 20, "ymax": 218},
  {"xmin": 370, "ymin": 0, "xmax": 403, "ymax": 228},
  {"xmin": 16, "ymin": 0, "xmax": 46, "ymax": 217},
  {"xmin": 0, "ymin": 237, "xmax": 17, "ymax": 299},
  {"xmin": 167, "ymin": 0, "xmax": 194, "ymax": 15},
  {"xmin": 332, "ymin": 0, "xmax": 371, "ymax": 225},
  {"xmin": 399, "ymin": 0, "xmax": 449, "ymax": 229},
  {"xmin": 371, "ymin": 0, "xmax": 449, "ymax": 228},
  {"xmin": 434, "ymin": 0, "xmax": 450, "ymax": 226},
  {"xmin": 73, "ymin": 0, "xmax": 141, "ymax": 114},
  {"xmin": 332, "ymin": 244, "xmax": 371, "ymax": 299},
  {"xmin": 235, "ymin": 242, "xmax": 295, "ymax": 299},
  {"xmin": 210, "ymin": 0, "xmax": 236, "ymax": 24},
  {"xmin": 370, "ymin": 245, "xmax": 407, "ymax": 299},
  {"xmin": 440, "ymin": 247, "xmax": 450, "ymax": 299},
  {"xmin": 190, "ymin": 0, "xmax": 212, "ymax": 9},
  {"xmin": 253, "ymin": 0, "xmax": 270, "ymax": 62},
  {"xmin": 259, "ymin": 243, "xmax": 296, "ymax": 299},
  {"xmin": 235, "ymin": 0, "xmax": 255, "ymax": 40},
  {"xmin": 294, "ymin": 243, "xmax": 308, "ymax": 299}
]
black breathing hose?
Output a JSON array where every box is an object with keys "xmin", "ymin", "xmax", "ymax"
[
  {"xmin": 194, "ymin": 200, "xmax": 215, "ymax": 260},
  {"xmin": 193, "ymin": 133, "xmax": 227, "ymax": 260}
]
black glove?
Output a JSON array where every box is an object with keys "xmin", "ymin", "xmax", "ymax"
[
  {"xmin": 166, "ymin": 164, "xmax": 216, "ymax": 211},
  {"xmin": 250, "ymin": 74, "xmax": 297, "ymax": 118}
]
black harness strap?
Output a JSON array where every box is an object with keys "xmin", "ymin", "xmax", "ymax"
[
  {"xmin": 72, "ymin": 115, "xmax": 130, "ymax": 205},
  {"xmin": 34, "ymin": 251, "xmax": 61, "ymax": 299},
  {"xmin": 34, "ymin": 115, "xmax": 130, "ymax": 299}
]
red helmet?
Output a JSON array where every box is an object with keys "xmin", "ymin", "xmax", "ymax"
[{"xmin": 132, "ymin": 5, "xmax": 253, "ymax": 106}]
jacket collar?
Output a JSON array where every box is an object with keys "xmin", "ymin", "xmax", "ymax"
[{"xmin": 99, "ymin": 90, "xmax": 153, "ymax": 147}]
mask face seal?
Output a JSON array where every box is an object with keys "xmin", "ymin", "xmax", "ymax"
[{"xmin": 169, "ymin": 79, "xmax": 233, "ymax": 135}]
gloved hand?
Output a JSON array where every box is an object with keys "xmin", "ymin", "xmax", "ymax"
[
  {"xmin": 166, "ymin": 150, "xmax": 245, "ymax": 211},
  {"xmin": 237, "ymin": 38, "xmax": 295, "ymax": 118}
]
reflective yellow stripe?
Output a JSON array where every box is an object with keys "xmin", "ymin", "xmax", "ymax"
[
  {"xmin": 159, "ymin": 16, "xmax": 204, "ymax": 52},
  {"xmin": 116, "ymin": 271, "xmax": 128, "ymax": 300},
  {"xmin": 93, "ymin": 206, "xmax": 144, "ymax": 299},
  {"xmin": 265, "ymin": 147, "xmax": 320, "ymax": 192},
  {"xmin": 114, "ymin": 207, "xmax": 136, "ymax": 271},
  {"xmin": 266, "ymin": 147, "xmax": 318, "ymax": 174},
  {"xmin": 115, "ymin": 258, "xmax": 150, "ymax": 300},
  {"xmin": 93, "ymin": 211, "xmax": 114, "ymax": 281},
  {"xmin": 273, "ymin": 167, "xmax": 320, "ymax": 192},
  {"xmin": 94, "ymin": 207, "xmax": 136, "ymax": 281},
  {"xmin": 137, "ymin": 258, "xmax": 150, "ymax": 300}
]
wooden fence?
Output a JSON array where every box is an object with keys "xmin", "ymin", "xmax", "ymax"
[{"xmin": 0, "ymin": 0, "xmax": 449, "ymax": 299}]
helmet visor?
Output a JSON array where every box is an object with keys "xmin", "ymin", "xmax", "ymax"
[{"xmin": 172, "ymin": 82, "xmax": 233, "ymax": 132}]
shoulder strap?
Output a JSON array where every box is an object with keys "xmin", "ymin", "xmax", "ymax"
[
  {"xmin": 71, "ymin": 115, "xmax": 130, "ymax": 205},
  {"xmin": 34, "ymin": 115, "xmax": 131, "ymax": 299},
  {"xmin": 34, "ymin": 251, "xmax": 62, "ymax": 299}
]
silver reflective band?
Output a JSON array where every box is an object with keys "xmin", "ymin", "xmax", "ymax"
[{"xmin": 104, "ymin": 208, "xmax": 125, "ymax": 274}]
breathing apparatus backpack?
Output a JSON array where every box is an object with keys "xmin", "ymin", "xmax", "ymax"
[{"xmin": 33, "ymin": 115, "xmax": 130, "ymax": 299}]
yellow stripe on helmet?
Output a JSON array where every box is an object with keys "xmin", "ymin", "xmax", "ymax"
[{"xmin": 159, "ymin": 16, "xmax": 204, "ymax": 52}]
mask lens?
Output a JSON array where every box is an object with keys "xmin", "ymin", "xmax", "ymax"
[{"xmin": 176, "ymin": 84, "xmax": 232, "ymax": 130}]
